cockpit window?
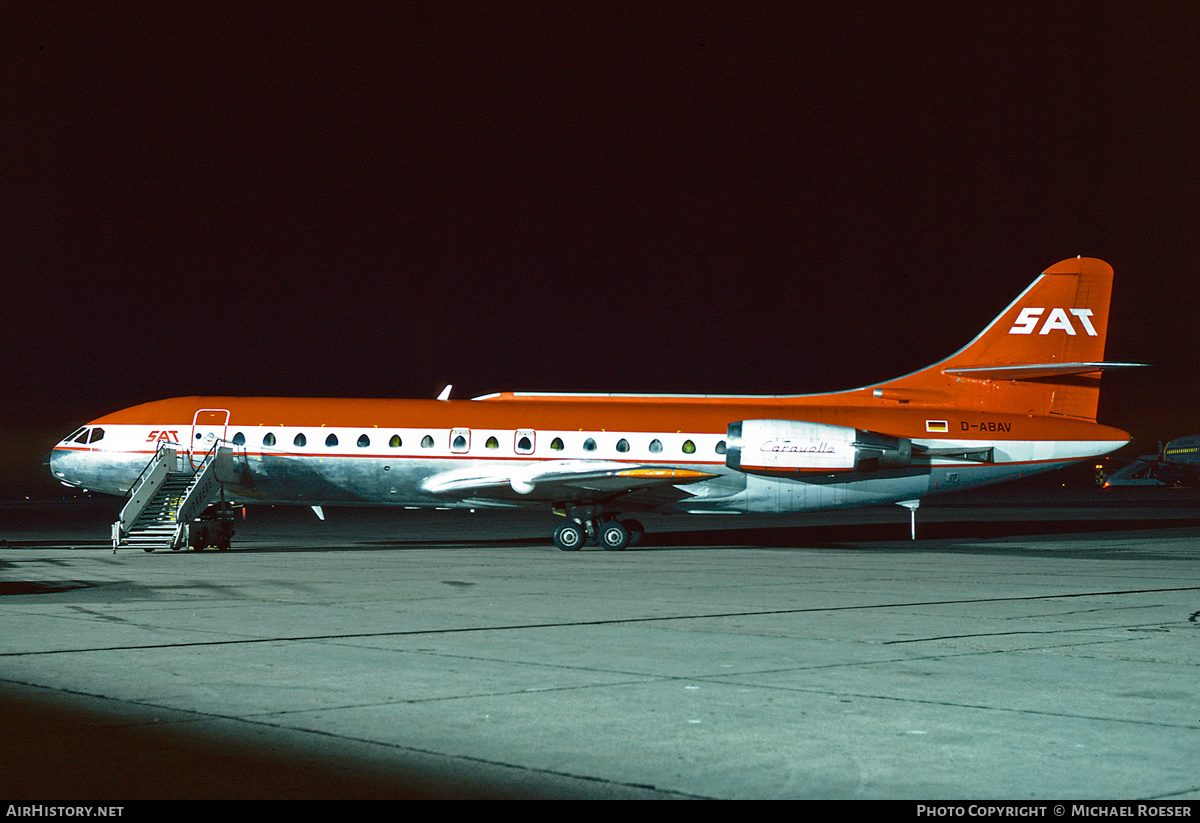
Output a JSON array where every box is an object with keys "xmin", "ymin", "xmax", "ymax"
[
  {"xmin": 64, "ymin": 427, "xmax": 86, "ymax": 443},
  {"xmin": 88, "ymin": 428, "xmax": 105, "ymax": 443},
  {"xmin": 72, "ymin": 429, "xmax": 90, "ymax": 444}
]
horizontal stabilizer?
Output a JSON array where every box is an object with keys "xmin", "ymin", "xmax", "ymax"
[{"xmin": 944, "ymin": 362, "xmax": 1147, "ymax": 381}]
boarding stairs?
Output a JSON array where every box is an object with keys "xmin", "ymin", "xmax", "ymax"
[{"xmin": 112, "ymin": 443, "xmax": 228, "ymax": 552}]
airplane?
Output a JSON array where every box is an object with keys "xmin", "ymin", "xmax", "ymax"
[
  {"xmin": 49, "ymin": 256, "xmax": 1142, "ymax": 552},
  {"xmin": 1099, "ymin": 434, "xmax": 1200, "ymax": 487}
]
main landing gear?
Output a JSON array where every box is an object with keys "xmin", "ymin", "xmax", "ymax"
[{"xmin": 553, "ymin": 513, "xmax": 644, "ymax": 552}]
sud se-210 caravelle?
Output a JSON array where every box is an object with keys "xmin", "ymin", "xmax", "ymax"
[{"xmin": 50, "ymin": 257, "xmax": 1140, "ymax": 552}]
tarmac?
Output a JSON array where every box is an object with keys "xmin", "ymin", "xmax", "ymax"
[{"xmin": 1, "ymin": 484, "xmax": 1198, "ymax": 800}]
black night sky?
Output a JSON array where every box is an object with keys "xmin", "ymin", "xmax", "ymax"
[{"xmin": 4, "ymin": 4, "xmax": 1199, "ymax": 493}]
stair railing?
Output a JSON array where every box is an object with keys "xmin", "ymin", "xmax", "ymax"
[
  {"xmin": 113, "ymin": 443, "xmax": 180, "ymax": 550},
  {"xmin": 171, "ymin": 442, "xmax": 230, "ymax": 548}
]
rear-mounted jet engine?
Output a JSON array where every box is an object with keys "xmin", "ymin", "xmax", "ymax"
[{"xmin": 726, "ymin": 419, "xmax": 913, "ymax": 476}]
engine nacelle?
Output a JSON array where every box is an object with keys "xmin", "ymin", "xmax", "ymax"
[{"xmin": 726, "ymin": 420, "xmax": 912, "ymax": 475}]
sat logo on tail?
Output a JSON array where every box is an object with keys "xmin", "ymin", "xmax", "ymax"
[{"xmin": 1009, "ymin": 307, "xmax": 1098, "ymax": 336}]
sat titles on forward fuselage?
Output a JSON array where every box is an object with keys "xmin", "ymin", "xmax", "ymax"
[{"xmin": 50, "ymin": 257, "xmax": 1141, "ymax": 551}]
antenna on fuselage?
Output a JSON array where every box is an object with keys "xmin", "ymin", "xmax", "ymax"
[{"xmin": 437, "ymin": 385, "xmax": 452, "ymax": 401}]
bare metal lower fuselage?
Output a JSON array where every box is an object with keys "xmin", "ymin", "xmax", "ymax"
[{"xmin": 49, "ymin": 435, "xmax": 1115, "ymax": 516}]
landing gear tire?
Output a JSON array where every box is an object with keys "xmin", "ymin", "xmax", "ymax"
[
  {"xmin": 621, "ymin": 519, "xmax": 644, "ymax": 548},
  {"xmin": 599, "ymin": 520, "xmax": 630, "ymax": 551},
  {"xmin": 554, "ymin": 522, "xmax": 585, "ymax": 552}
]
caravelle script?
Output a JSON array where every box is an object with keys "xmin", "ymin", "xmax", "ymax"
[{"xmin": 760, "ymin": 440, "xmax": 839, "ymax": 454}]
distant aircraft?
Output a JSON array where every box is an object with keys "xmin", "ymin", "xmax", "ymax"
[
  {"xmin": 50, "ymin": 257, "xmax": 1142, "ymax": 552},
  {"xmin": 1100, "ymin": 434, "xmax": 1200, "ymax": 487}
]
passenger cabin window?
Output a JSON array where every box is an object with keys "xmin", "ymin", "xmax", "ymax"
[
  {"xmin": 232, "ymin": 432, "xmax": 246, "ymax": 446},
  {"xmin": 550, "ymin": 437, "xmax": 564, "ymax": 451},
  {"xmin": 358, "ymin": 434, "xmax": 370, "ymax": 447},
  {"xmin": 485, "ymin": 436, "xmax": 499, "ymax": 449},
  {"xmin": 515, "ymin": 429, "xmax": 535, "ymax": 454},
  {"xmin": 616, "ymin": 438, "xmax": 630, "ymax": 453},
  {"xmin": 450, "ymin": 428, "xmax": 470, "ymax": 453},
  {"xmin": 682, "ymin": 440, "xmax": 696, "ymax": 454},
  {"xmin": 421, "ymin": 435, "xmax": 434, "ymax": 449},
  {"xmin": 294, "ymin": 433, "xmax": 307, "ymax": 447},
  {"xmin": 389, "ymin": 434, "xmax": 402, "ymax": 448},
  {"xmin": 263, "ymin": 432, "xmax": 276, "ymax": 447},
  {"xmin": 715, "ymin": 440, "xmax": 726, "ymax": 454},
  {"xmin": 325, "ymin": 433, "xmax": 338, "ymax": 447},
  {"xmin": 583, "ymin": 438, "xmax": 597, "ymax": 452},
  {"xmin": 649, "ymin": 439, "xmax": 663, "ymax": 453}
]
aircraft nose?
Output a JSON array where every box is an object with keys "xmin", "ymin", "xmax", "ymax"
[{"xmin": 47, "ymin": 447, "xmax": 75, "ymax": 485}]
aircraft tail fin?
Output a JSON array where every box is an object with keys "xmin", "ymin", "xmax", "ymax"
[{"xmin": 882, "ymin": 257, "xmax": 1141, "ymax": 420}]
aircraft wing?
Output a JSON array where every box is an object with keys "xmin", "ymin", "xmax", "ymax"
[{"xmin": 420, "ymin": 460, "xmax": 718, "ymax": 503}]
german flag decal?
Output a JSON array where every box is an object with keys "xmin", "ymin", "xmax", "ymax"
[{"xmin": 926, "ymin": 420, "xmax": 949, "ymax": 433}]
